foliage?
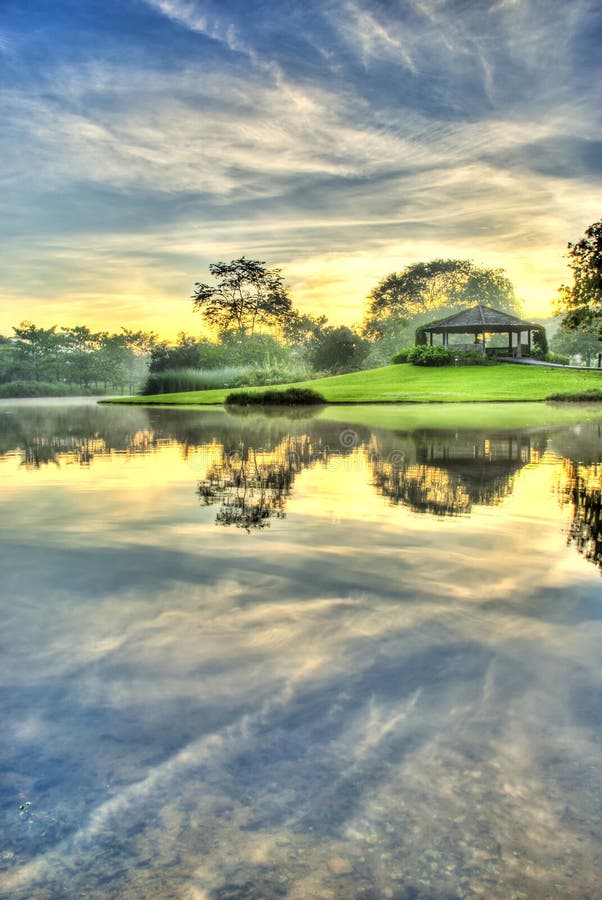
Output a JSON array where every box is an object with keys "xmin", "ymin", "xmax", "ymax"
[
  {"xmin": 364, "ymin": 259, "xmax": 521, "ymax": 339},
  {"xmin": 141, "ymin": 366, "xmax": 249, "ymax": 395},
  {"xmin": 408, "ymin": 346, "xmax": 455, "ymax": 366},
  {"xmin": 0, "ymin": 380, "xmax": 100, "ymax": 398},
  {"xmin": 550, "ymin": 320, "xmax": 602, "ymax": 366},
  {"xmin": 308, "ymin": 325, "xmax": 370, "ymax": 373},
  {"xmin": 407, "ymin": 346, "xmax": 494, "ymax": 367},
  {"xmin": 239, "ymin": 361, "xmax": 313, "ymax": 386},
  {"xmin": 149, "ymin": 334, "xmax": 215, "ymax": 372},
  {"xmin": 11, "ymin": 322, "xmax": 59, "ymax": 382},
  {"xmin": 415, "ymin": 325, "xmax": 428, "ymax": 346},
  {"xmin": 555, "ymin": 221, "xmax": 602, "ymax": 334},
  {"xmin": 457, "ymin": 349, "xmax": 495, "ymax": 366},
  {"xmin": 218, "ymin": 330, "xmax": 290, "ymax": 367},
  {"xmin": 532, "ymin": 325, "xmax": 549, "ymax": 356},
  {"xmin": 141, "ymin": 360, "xmax": 315, "ymax": 395},
  {"xmin": 149, "ymin": 330, "xmax": 292, "ymax": 374},
  {"xmin": 192, "ymin": 257, "xmax": 294, "ymax": 336},
  {"xmin": 390, "ymin": 348, "xmax": 411, "ymax": 364},
  {"xmin": 225, "ymin": 387, "xmax": 326, "ymax": 406},
  {"xmin": 0, "ymin": 320, "xmax": 155, "ymax": 395},
  {"xmin": 545, "ymin": 353, "xmax": 571, "ymax": 365}
]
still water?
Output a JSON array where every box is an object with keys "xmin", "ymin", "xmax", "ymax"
[{"xmin": 0, "ymin": 399, "xmax": 601, "ymax": 900}]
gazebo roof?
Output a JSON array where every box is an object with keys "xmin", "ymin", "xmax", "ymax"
[{"xmin": 423, "ymin": 304, "xmax": 538, "ymax": 334}]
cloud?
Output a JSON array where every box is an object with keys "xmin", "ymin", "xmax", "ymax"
[{"xmin": 0, "ymin": 0, "xmax": 600, "ymax": 331}]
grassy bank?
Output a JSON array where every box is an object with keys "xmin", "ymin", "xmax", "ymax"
[{"xmin": 103, "ymin": 363, "xmax": 602, "ymax": 406}]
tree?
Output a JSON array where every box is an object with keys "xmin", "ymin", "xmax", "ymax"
[
  {"xmin": 309, "ymin": 325, "xmax": 369, "ymax": 374},
  {"xmin": 192, "ymin": 257, "xmax": 294, "ymax": 336},
  {"xmin": 12, "ymin": 322, "xmax": 59, "ymax": 382},
  {"xmin": 61, "ymin": 326, "xmax": 102, "ymax": 387},
  {"xmin": 363, "ymin": 259, "xmax": 520, "ymax": 339},
  {"xmin": 555, "ymin": 221, "xmax": 602, "ymax": 335},
  {"xmin": 551, "ymin": 322, "xmax": 602, "ymax": 366}
]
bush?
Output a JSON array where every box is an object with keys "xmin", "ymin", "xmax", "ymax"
[
  {"xmin": 408, "ymin": 346, "xmax": 497, "ymax": 367},
  {"xmin": 545, "ymin": 352, "xmax": 570, "ymax": 365},
  {"xmin": 390, "ymin": 348, "xmax": 411, "ymax": 364},
  {"xmin": 408, "ymin": 346, "xmax": 455, "ymax": 366},
  {"xmin": 533, "ymin": 325, "xmax": 549, "ymax": 356},
  {"xmin": 225, "ymin": 387, "xmax": 326, "ymax": 406},
  {"xmin": 414, "ymin": 326, "xmax": 428, "ymax": 346},
  {"xmin": 457, "ymin": 349, "xmax": 494, "ymax": 366},
  {"xmin": 233, "ymin": 362, "xmax": 314, "ymax": 387}
]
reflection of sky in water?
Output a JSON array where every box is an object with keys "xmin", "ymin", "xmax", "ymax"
[{"xmin": 0, "ymin": 402, "xmax": 601, "ymax": 898}]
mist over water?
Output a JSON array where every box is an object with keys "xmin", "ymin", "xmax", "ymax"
[{"xmin": 0, "ymin": 400, "xmax": 601, "ymax": 899}]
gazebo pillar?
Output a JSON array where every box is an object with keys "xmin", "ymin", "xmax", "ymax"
[
  {"xmin": 508, "ymin": 331, "xmax": 513, "ymax": 355},
  {"xmin": 516, "ymin": 331, "xmax": 522, "ymax": 357}
]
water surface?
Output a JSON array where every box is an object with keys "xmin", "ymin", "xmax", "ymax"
[{"xmin": 0, "ymin": 400, "xmax": 601, "ymax": 899}]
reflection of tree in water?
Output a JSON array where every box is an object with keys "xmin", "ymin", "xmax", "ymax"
[
  {"xmin": 0, "ymin": 406, "xmax": 160, "ymax": 468},
  {"xmin": 197, "ymin": 434, "xmax": 331, "ymax": 530},
  {"xmin": 558, "ymin": 461, "xmax": 602, "ymax": 574},
  {"xmin": 371, "ymin": 432, "xmax": 543, "ymax": 516}
]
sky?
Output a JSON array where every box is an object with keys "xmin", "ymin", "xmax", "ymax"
[{"xmin": 0, "ymin": 0, "xmax": 601, "ymax": 339}]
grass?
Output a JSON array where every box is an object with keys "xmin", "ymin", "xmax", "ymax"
[{"xmin": 104, "ymin": 362, "xmax": 602, "ymax": 406}]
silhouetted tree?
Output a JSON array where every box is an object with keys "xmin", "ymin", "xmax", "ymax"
[
  {"xmin": 555, "ymin": 221, "xmax": 602, "ymax": 335},
  {"xmin": 192, "ymin": 257, "xmax": 294, "ymax": 336}
]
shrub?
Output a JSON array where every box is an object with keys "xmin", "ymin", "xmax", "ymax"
[
  {"xmin": 456, "ymin": 349, "xmax": 494, "ymax": 366},
  {"xmin": 533, "ymin": 325, "xmax": 549, "ymax": 356},
  {"xmin": 233, "ymin": 362, "xmax": 314, "ymax": 387},
  {"xmin": 545, "ymin": 352, "xmax": 570, "ymax": 365},
  {"xmin": 408, "ymin": 345, "xmax": 455, "ymax": 366},
  {"xmin": 414, "ymin": 326, "xmax": 428, "ymax": 346},
  {"xmin": 225, "ymin": 387, "xmax": 326, "ymax": 406},
  {"xmin": 390, "ymin": 348, "xmax": 411, "ymax": 364}
]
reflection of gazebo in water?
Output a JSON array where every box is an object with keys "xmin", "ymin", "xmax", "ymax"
[
  {"xmin": 372, "ymin": 432, "xmax": 542, "ymax": 516},
  {"xmin": 421, "ymin": 304, "xmax": 541, "ymax": 357}
]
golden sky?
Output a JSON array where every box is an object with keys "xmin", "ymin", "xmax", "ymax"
[{"xmin": 1, "ymin": 0, "xmax": 600, "ymax": 338}]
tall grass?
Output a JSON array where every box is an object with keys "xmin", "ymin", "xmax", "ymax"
[
  {"xmin": 141, "ymin": 367, "xmax": 247, "ymax": 395},
  {"xmin": 140, "ymin": 363, "xmax": 315, "ymax": 396}
]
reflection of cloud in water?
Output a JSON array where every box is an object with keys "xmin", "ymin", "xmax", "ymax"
[{"xmin": 1, "ymin": 405, "xmax": 602, "ymax": 897}]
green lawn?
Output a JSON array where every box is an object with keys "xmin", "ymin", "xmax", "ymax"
[{"xmin": 105, "ymin": 362, "xmax": 602, "ymax": 406}]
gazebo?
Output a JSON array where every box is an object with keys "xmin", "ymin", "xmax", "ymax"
[{"xmin": 420, "ymin": 304, "xmax": 541, "ymax": 357}]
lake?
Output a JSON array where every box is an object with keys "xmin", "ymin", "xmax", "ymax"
[{"xmin": 0, "ymin": 399, "xmax": 601, "ymax": 899}]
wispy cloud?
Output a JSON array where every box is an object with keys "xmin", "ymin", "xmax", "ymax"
[{"xmin": 0, "ymin": 0, "xmax": 600, "ymax": 332}]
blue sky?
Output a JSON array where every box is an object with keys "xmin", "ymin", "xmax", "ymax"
[{"xmin": 1, "ymin": 0, "xmax": 601, "ymax": 336}]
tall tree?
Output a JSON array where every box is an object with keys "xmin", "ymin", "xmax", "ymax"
[
  {"xmin": 12, "ymin": 322, "xmax": 58, "ymax": 382},
  {"xmin": 363, "ymin": 259, "xmax": 520, "ymax": 339},
  {"xmin": 61, "ymin": 326, "xmax": 102, "ymax": 387},
  {"xmin": 555, "ymin": 221, "xmax": 602, "ymax": 334},
  {"xmin": 192, "ymin": 257, "xmax": 294, "ymax": 336}
]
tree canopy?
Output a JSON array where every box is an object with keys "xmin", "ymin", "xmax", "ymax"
[
  {"xmin": 363, "ymin": 259, "xmax": 521, "ymax": 339},
  {"xmin": 192, "ymin": 257, "xmax": 294, "ymax": 336},
  {"xmin": 555, "ymin": 221, "xmax": 602, "ymax": 335}
]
